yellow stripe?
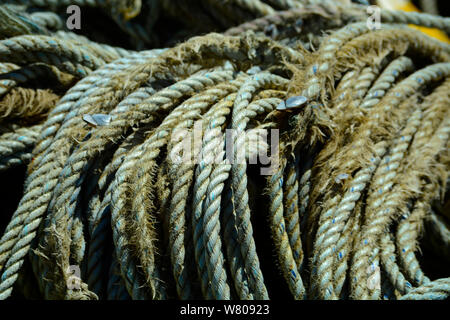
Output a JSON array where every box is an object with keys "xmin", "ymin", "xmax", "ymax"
[{"xmin": 377, "ymin": 0, "xmax": 449, "ymax": 43}]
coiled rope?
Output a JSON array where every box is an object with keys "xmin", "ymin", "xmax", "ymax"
[{"xmin": 0, "ymin": 0, "xmax": 449, "ymax": 300}]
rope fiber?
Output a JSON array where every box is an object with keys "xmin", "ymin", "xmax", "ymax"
[{"xmin": 0, "ymin": 0, "xmax": 449, "ymax": 300}]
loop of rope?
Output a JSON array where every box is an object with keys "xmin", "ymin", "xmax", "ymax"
[{"xmin": 0, "ymin": 0, "xmax": 449, "ymax": 300}]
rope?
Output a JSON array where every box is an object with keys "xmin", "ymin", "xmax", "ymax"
[
  {"xmin": 0, "ymin": 1, "xmax": 449, "ymax": 301},
  {"xmin": 0, "ymin": 124, "xmax": 41, "ymax": 171}
]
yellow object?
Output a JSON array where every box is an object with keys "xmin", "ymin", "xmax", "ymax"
[{"xmin": 377, "ymin": 0, "xmax": 450, "ymax": 43}]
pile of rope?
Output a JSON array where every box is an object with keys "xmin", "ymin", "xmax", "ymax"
[
  {"xmin": 0, "ymin": 0, "xmax": 449, "ymax": 300},
  {"xmin": 0, "ymin": 0, "xmax": 362, "ymax": 49}
]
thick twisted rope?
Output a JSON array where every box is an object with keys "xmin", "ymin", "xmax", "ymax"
[{"xmin": 0, "ymin": 2, "xmax": 449, "ymax": 301}]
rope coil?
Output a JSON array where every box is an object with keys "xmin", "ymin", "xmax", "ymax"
[{"xmin": 0, "ymin": 0, "xmax": 449, "ymax": 300}]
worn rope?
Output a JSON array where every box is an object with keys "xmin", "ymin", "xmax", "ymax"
[{"xmin": 0, "ymin": 1, "xmax": 449, "ymax": 301}]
